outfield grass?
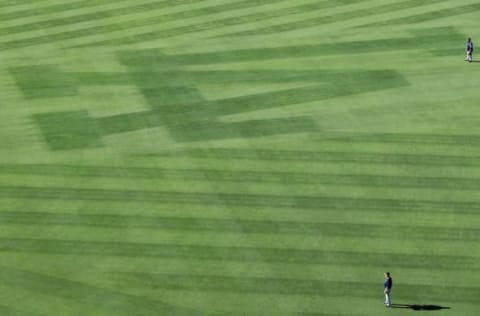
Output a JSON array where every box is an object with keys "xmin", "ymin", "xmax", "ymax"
[{"xmin": 1, "ymin": 0, "xmax": 480, "ymax": 315}]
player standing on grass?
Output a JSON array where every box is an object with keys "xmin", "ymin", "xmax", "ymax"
[
  {"xmin": 384, "ymin": 272, "xmax": 393, "ymax": 307},
  {"xmin": 466, "ymin": 37, "xmax": 474, "ymax": 62}
]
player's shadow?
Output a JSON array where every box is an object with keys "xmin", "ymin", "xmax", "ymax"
[{"xmin": 390, "ymin": 303, "xmax": 450, "ymax": 311}]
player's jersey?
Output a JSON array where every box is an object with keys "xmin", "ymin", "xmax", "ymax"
[
  {"xmin": 467, "ymin": 41, "xmax": 474, "ymax": 51},
  {"xmin": 384, "ymin": 277, "xmax": 392, "ymax": 290}
]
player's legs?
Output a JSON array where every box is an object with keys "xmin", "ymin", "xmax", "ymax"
[{"xmin": 385, "ymin": 291, "xmax": 391, "ymax": 306}]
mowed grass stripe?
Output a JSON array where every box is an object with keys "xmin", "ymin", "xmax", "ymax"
[
  {"xmin": 2, "ymin": 198, "xmax": 479, "ymax": 230},
  {"xmin": 73, "ymin": 69, "xmax": 399, "ymax": 85},
  {"xmin": 0, "ymin": 0, "xmax": 284, "ymax": 37},
  {"xmin": 221, "ymin": 0, "xmax": 452, "ymax": 37},
  {"xmin": 129, "ymin": 80, "xmax": 406, "ymax": 119},
  {"xmin": 111, "ymin": 272, "xmax": 480, "ymax": 303},
  {"xmin": 0, "ymin": 266, "xmax": 205, "ymax": 316},
  {"xmin": 80, "ymin": 0, "xmax": 364, "ymax": 46},
  {"xmin": 123, "ymin": 28, "xmax": 460, "ymax": 65},
  {"xmin": 130, "ymin": 154, "xmax": 480, "ymax": 179},
  {"xmin": 0, "ymin": 0, "xmax": 126, "ymax": 22},
  {"xmin": 149, "ymin": 148, "xmax": 480, "ymax": 167},
  {"xmin": 3, "ymin": 164, "xmax": 480, "ymax": 191},
  {"xmin": 1, "ymin": 211, "xmax": 478, "ymax": 241},
  {"xmin": 303, "ymin": 141, "xmax": 480, "ymax": 158},
  {"xmin": 0, "ymin": 0, "xmax": 49, "ymax": 10},
  {"xmin": 6, "ymin": 251, "xmax": 480, "ymax": 288},
  {"xmin": 0, "ymin": 0, "xmax": 205, "ymax": 33},
  {"xmin": 0, "ymin": 304, "xmax": 45, "ymax": 316},
  {"xmin": 317, "ymin": 132, "xmax": 480, "ymax": 146},
  {"xmin": 1, "ymin": 238, "xmax": 479, "ymax": 271},
  {"xmin": 360, "ymin": 2, "xmax": 480, "ymax": 27},
  {"xmin": 2, "ymin": 226, "xmax": 476, "ymax": 259},
  {"xmin": 65, "ymin": 0, "xmax": 361, "ymax": 48},
  {"xmin": 0, "ymin": 0, "xmax": 209, "ymax": 50},
  {"xmin": 0, "ymin": 198, "xmax": 480, "ymax": 230},
  {"xmin": 1, "ymin": 185, "xmax": 479, "ymax": 213},
  {"xmin": 0, "ymin": 0, "xmax": 214, "ymax": 50}
]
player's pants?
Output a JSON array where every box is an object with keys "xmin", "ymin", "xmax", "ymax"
[
  {"xmin": 467, "ymin": 51, "xmax": 473, "ymax": 62},
  {"xmin": 385, "ymin": 290, "xmax": 391, "ymax": 306}
]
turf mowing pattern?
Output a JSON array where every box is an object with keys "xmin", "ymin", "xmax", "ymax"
[{"xmin": 1, "ymin": 0, "xmax": 479, "ymax": 315}]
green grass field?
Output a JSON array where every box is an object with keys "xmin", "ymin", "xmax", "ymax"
[{"xmin": 1, "ymin": 0, "xmax": 480, "ymax": 315}]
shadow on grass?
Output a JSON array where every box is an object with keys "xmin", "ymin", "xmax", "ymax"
[{"xmin": 390, "ymin": 303, "xmax": 450, "ymax": 311}]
